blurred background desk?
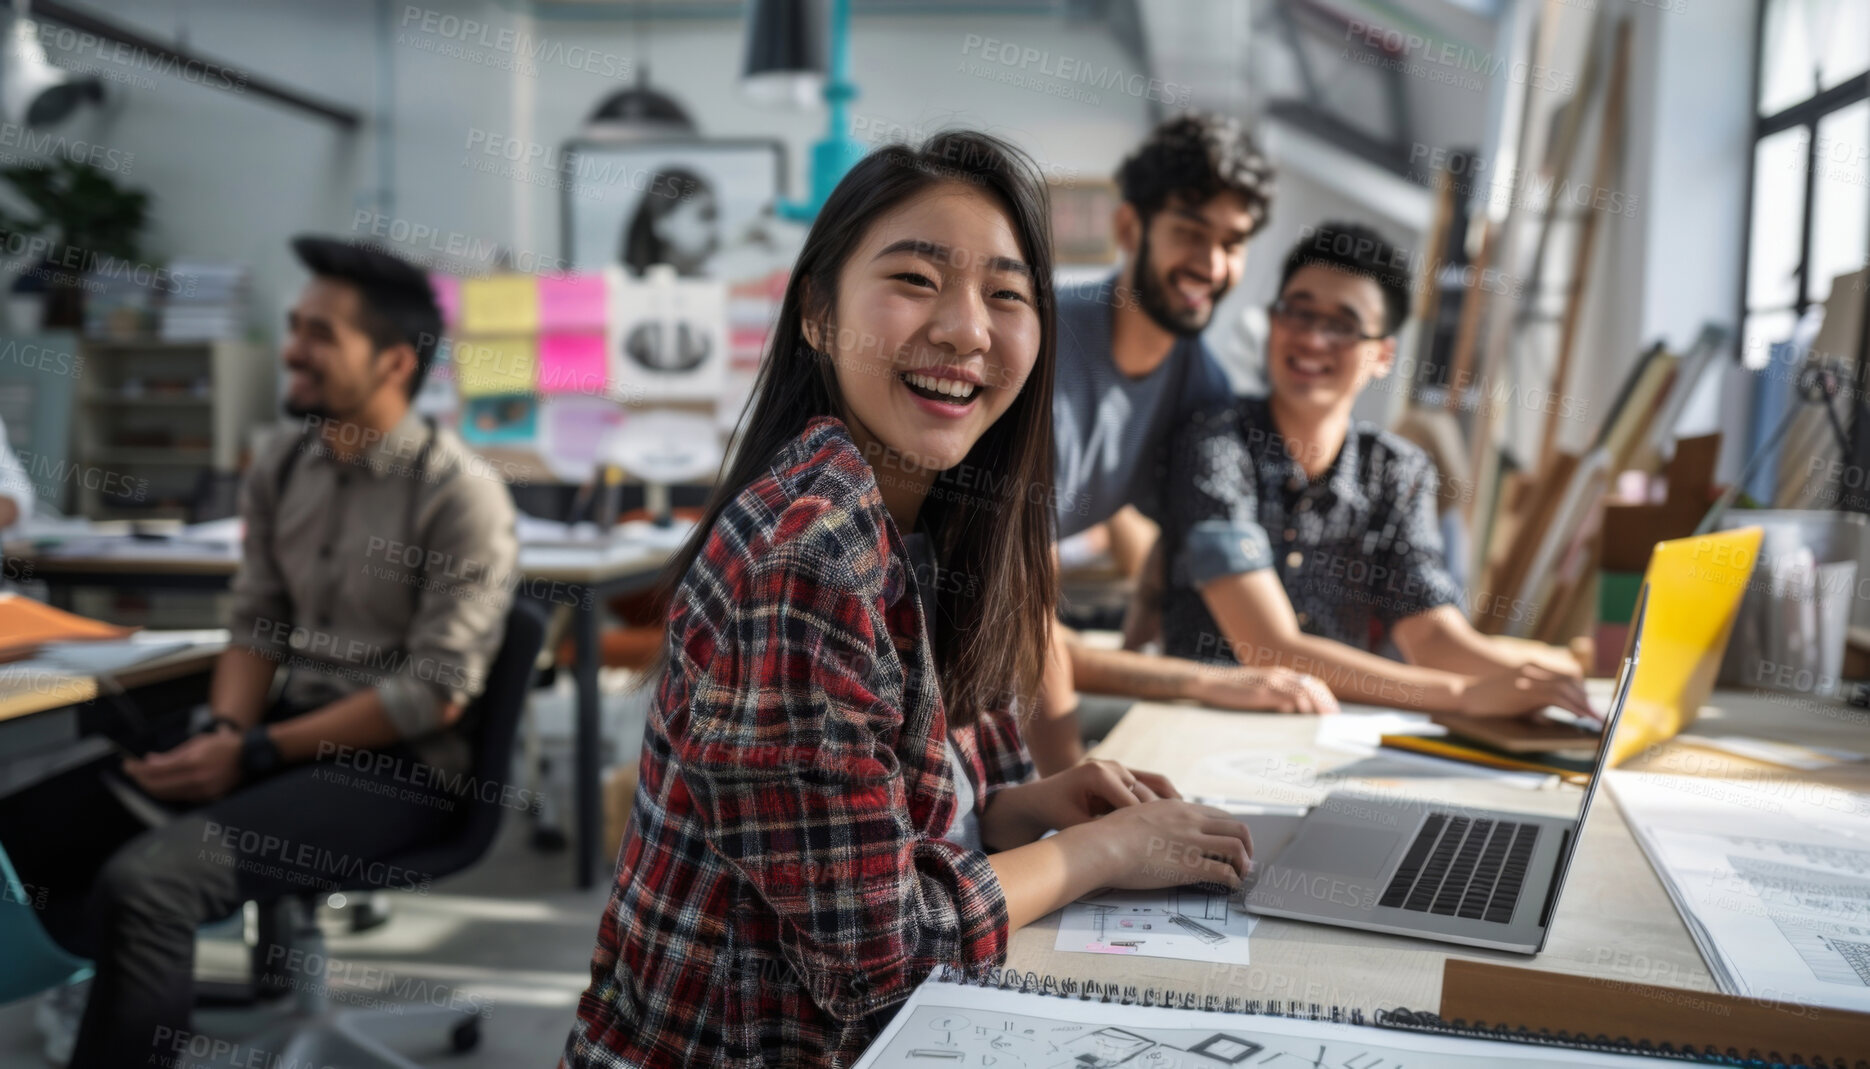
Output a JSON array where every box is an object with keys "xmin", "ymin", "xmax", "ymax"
[
  {"xmin": 507, "ymin": 538, "xmax": 676, "ymax": 888},
  {"xmin": 4, "ymin": 529, "xmax": 674, "ymax": 888},
  {"xmin": 1002, "ymin": 689, "xmax": 1870, "ymax": 1017},
  {"xmin": 0, "ymin": 638, "xmax": 226, "ymax": 799}
]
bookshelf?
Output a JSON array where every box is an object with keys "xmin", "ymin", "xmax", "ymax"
[{"xmin": 71, "ymin": 338, "xmax": 270, "ymax": 520}]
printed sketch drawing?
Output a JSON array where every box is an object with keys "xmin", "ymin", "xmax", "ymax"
[
  {"xmin": 1057, "ymin": 884, "xmax": 1257, "ymax": 965},
  {"xmin": 881, "ymin": 1005, "xmax": 1404, "ymax": 1068}
]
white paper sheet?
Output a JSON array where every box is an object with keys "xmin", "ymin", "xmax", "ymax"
[
  {"xmin": 30, "ymin": 641, "xmax": 190, "ymax": 676},
  {"xmin": 1054, "ymin": 885, "xmax": 1258, "ymax": 966},
  {"xmin": 1676, "ymin": 734, "xmax": 1864, "ymax": 771},
  {"xmin": 1, "ymin": 630, "xmax": 227, "ymax": 680},
  {"xmin": 1313, "ymin": 710, "xmax": 1445, "ymax": 755},
  {"xmin": 33, "ymin": 535, "xmax": 239, "ymax": 561},
  {"xmin": 856, "ymin": 978, "xmax": 1678, "ymax": 1067},
  {"xmin": 1607, "ymin": 771, "xmax": 1870, "ymax": 1013}
]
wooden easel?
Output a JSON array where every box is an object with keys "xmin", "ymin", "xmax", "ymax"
[{"xmin": 1476, "ymin": 15, "xmax": 1634, "ymax": 635}]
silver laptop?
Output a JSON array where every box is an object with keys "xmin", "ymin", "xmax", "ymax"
[{"xmin": 1241, "ymin": 587, "xmax": 1647, "ymax": 954}]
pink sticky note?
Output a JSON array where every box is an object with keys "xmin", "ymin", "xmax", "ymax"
[
  {"xmin": 538, "ymin": 273, "xmax": 608, "ymax": 332},
  {"xmin": 538, "ymin": 332, "xmax": 608, "ymax": 395},
  {"xmin": 430, "ymin": 274, "xmax": 461, "ymax": 328}
]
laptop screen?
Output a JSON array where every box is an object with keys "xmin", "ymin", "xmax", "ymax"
[{"xmin": 1537, "ymin": 584, "xmax": 1649, "ymax": 937}]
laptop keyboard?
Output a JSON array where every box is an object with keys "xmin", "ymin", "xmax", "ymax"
[{"xmin": 1377, "ymin": 813, "xmax": 1541, "ymax": 924}]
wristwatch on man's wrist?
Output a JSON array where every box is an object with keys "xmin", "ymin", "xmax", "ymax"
[
  {"xmin": 239, "ymin": 725, "xmax": 282, "ymax": 782},
  {"xmin": 207, "ymin": 714, "xmax": 243, "ymax": 735}
]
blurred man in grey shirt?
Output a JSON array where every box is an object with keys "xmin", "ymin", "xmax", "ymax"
[{"xmin": 1, "ymin": 236, "xmax": 517, "ymax": 1068}]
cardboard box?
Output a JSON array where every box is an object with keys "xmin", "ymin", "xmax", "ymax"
[{"xmin": 1600, "ymin": 433, "xmax": 1721, "ymax": 572}]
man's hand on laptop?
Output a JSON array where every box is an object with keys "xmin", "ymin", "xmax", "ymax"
[
  {"xmin": 1500, "ymin": 637, "xmax": 1588, "ymax": 679},
  {"xmin": 1456, "ymin": 664, "xmax": 1596, "ymax": 723},
  {"xmin": 1186, "ymin": 665, "xmax": 1340, "ymax": 716}
]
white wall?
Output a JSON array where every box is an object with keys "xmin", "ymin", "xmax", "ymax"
[
  {"xmin": 515, "ymin": 9, "xmax": 1156, "ymax": 258},
  {"xmin": 13, "ymin": 2, "xmax": 1160, "ymax": 365},
  {"xmin": 10, "ymin": 0, "xmax": 519, "ymax": 403},
  {"xmin": 17, "ymin": 0, "xmax": 369, "ymax": 346},
  {"xmin": 8, "ymin": 0, "xmax": 1548, "ymax": 432},
  {"xmin": 1629, "ymin": 0, "xmax": 1755, "ymax": 482}
]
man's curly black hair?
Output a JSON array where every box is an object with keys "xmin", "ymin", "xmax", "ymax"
[{"xmin": 1115, "ymin": 113, "xmax": 1275, "ymax": 231}]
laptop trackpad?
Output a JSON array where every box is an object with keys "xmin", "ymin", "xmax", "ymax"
[{"xmin": 1276, "ymin": 824, "xmax": 1397, "ymax": 878}]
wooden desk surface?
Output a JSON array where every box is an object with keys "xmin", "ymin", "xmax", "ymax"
[
  {"xmin": 0, "ymin": 642, "xmax": 225, "ymax": 724},
  {"xmin": 1002, "ymin": 688, "xmax": 1870, "ymax": 1016},
  {"xmin": 0, "ymin": 671, "xmax": 95, "ymax": 722},
  {"xmin": 9, "ymin": 551, "xmax": 239, "ymax": 576}
]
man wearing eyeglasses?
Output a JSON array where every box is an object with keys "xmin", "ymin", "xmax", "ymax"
[{"xmin": 1150, "ymin": 221, "xmax": 1593, "ymax": 720}]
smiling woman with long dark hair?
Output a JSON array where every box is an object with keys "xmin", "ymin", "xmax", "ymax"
[{"xmin": 561, "ymin": 131, "xmax": 1254, "ymax": 1068}]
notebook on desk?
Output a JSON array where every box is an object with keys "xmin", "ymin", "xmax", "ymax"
[
  {"xmin": 0, "ymin": 593, "xmax": 136, "ymax": 662},
  {"xmin": 1428, "ymin": 708, "xmax": 1605, "ymax": 754},
  {"xmin": 857, "ymin": 966, "xmax": 1851, "ymax": 1067}
]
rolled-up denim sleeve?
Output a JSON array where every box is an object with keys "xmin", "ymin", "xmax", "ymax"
[{"xmin": 1166, "ymin": 405, "xmax": 1272, "ymax": 589}]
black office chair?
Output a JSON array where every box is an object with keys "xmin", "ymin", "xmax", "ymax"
[{"xmin": 219, "ymin": 601, "xmax": 548, "ymax": 1067}]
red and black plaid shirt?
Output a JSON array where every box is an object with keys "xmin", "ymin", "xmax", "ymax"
[{"xmin": 562, "ymin": 417, "xmax": 1035, "ymax": 1068}]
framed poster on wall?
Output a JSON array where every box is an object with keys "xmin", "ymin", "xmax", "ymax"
[{"xmin": 560, "ymin": 138, "xmax": 786, "ymax": 278}]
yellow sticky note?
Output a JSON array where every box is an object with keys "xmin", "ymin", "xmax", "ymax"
[
  {"xmin": 460, "ymin": 274, "xmax": 538, "ymax": 334},
  {"xmin": 454, "ymin": 336, "xmax": 537, "ymax": 397}
]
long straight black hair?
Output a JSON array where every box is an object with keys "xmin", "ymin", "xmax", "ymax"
[{"xmin": 658, "ymin": 130, "xmax": 1059, "ymax": 727}]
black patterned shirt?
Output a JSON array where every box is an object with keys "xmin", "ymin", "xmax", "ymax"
[{"xmin": 1160, "ymin": 396, "xmax": 1461, "ymax": 664}]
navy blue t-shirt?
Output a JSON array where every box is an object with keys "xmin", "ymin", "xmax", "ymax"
[{"xmin": 1051, "ymin": 276, "xmax": 1233, "ymax": 540}]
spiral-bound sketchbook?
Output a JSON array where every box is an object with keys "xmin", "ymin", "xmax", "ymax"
[{"xmin": 855, "ymin": 969, "xmax": 1832, "ymax": 1068}]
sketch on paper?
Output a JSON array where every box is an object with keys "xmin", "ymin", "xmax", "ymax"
[
  {"xmin": 886, "ymin": 1010, "xmax": 1277, "ymax": 1069},
  {"xmin": 1608, "ymin": 771, "xmax": 1870, "ymax": 1013},
  {"xmin": 1055, "ymin": 884, "xmax": 1257, "ymax": 966},
  {"xmin": 860, "ymin": 986, "xmax": 1668, "ymax": 1069}
]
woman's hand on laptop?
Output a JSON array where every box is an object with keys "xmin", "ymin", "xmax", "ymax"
[
  {"xmin": 982, "ymin": 759, "xmax": 1180, "ymax": 849},
  {"xmin": 1070, "ymin": 800, "xmax": 1254, "ymax": 891},
  {"xmin": 1186, "ymin": 665, "xmax": 1340, "ymax": 716},
  {"xmin": 1456, "ymin": 664, "xmax": 1596, "ymax": 722}
]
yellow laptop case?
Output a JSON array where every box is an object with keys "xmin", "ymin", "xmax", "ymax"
[{"xmin": 1610, "ymin": 527, "xmax": 1762, "ymax": 765}]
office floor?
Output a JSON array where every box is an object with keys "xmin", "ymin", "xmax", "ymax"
[
  {"xmin": 0, "ymin": 808, "xmax": 616, "ymax": 1068},
  {"xmin": 0, "ymin": 672, "xmax": 650, "ymax": 1069}
]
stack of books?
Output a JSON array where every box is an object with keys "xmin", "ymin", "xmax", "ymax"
[
  {"xmin": 160, "ymin": 261, "xmax": 249, "ymax": 340},
  {"xmin": 82, "ymin": 270, "xmax": 160, "ymax": 339}
]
